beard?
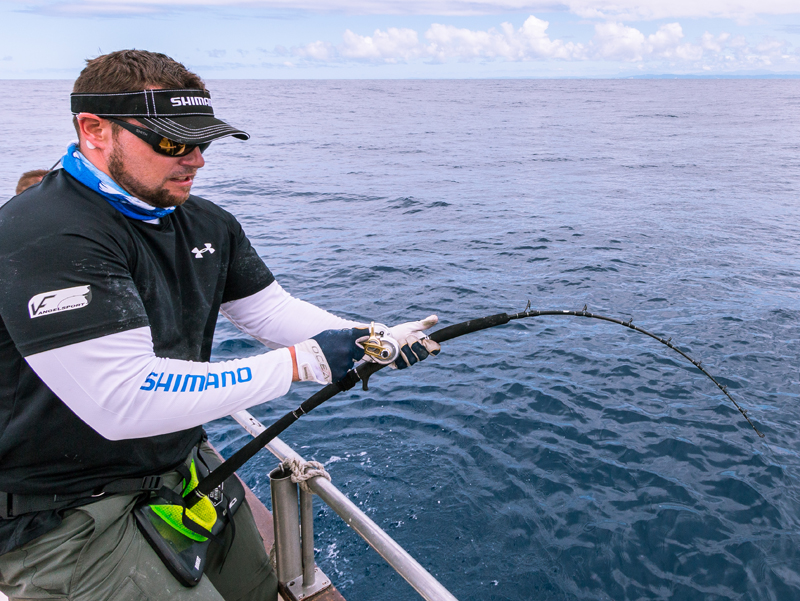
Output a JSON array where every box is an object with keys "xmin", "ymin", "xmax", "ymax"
[{"xmin": 108, "ymin": 145, "xmax": 193, "ymax": 209}]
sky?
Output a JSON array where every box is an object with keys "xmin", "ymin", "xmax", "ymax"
[{"xmin": 1, "ymin": 0, "xmax": 800, "ymax": 78}]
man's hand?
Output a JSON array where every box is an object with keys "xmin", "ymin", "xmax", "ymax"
[
  {"xmin": 387, "ymin": 315, "xmax": 441, "ymax": 369},
  {"xmin": 291, "ymin": 327, "xmax": 369, "ymax": 384},
  {"xmin": 290, "ymin": 315, "xmax": 441, "ymax": 384}
]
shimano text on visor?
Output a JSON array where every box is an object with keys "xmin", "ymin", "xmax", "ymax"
[{"xmin": 71, "ymin": 89, "xmax": 214, "ymax": 117}]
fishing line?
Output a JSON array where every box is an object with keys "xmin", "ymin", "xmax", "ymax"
[{"xmin": 187, "ymin": 304, "xmax": 762, "ymax": 507}]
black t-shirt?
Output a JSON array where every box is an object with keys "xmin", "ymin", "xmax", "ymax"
[{"xmin": 0, "ymin": 169, "xmax": 274, "ymax": 551}]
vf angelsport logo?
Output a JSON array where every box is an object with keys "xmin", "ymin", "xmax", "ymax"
[{"xmin": 28, "ymin": 285, "xmax": 92, "ymax": 319}]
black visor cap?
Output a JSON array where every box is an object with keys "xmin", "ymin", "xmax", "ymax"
[{"xmin": 70, "ymin": 88, "xmax": 249, "ymax": 145}]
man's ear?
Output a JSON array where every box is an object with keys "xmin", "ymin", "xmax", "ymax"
[{"xmin": 76, "ymin": 113, "xmax": 112, "ymax": 152}]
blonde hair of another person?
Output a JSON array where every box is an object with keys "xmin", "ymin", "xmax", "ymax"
[{"xmin": 16, "ymin": 169, "xmax": 50, "ymax": 195}]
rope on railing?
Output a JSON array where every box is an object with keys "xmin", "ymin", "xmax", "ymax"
[{"xmin": 281, "ymin": 456, "xmax": 331, "ymax": 493}]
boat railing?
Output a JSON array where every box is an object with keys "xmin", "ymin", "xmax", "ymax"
[{"xmin": 232, "ymin": 410, "xmax": 459, "ymax": 601}]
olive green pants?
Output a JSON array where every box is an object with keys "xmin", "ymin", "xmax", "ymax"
[{"xmin": 0, "ymin": 450, "xmax": 277, "ymax": 601}]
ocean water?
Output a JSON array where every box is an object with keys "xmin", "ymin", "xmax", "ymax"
[{"xmin": 2, "ymin": 79, "xmax": 799, "ymax": 601}]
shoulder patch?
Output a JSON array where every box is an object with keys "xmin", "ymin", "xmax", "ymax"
[{"xmin": 29, "ymin": 285, "xmax": 92, "ymax": 319}]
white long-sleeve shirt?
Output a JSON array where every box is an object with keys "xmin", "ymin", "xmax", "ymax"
[{"xmin": 26, "ymin": 282, "xmax": 360, "ymax": 440}]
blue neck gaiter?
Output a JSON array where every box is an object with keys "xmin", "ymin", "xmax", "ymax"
[{"xmin": 60, "ymin": 144, "xmax": 176, "ymax": 221}]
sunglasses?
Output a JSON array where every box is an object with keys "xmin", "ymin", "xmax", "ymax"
[{"xmin": 107, "ymin": 118, "xmax": 210, "ymax": 157}]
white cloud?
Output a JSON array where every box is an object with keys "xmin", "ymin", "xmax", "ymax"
[
  {"xmin": 425, "ymin": 16, "xmax": 586, "ymax": 61},
  {"xmin": 701, "ymin": 32, "xmax": 730, "ymax": 53},
  {"xmin": 647, "ymin": 22, "xmax": 683, "ymax": 55},
  {"xmin": 756, "ymin": 37, "xmax": 787, "ymax": 53},
  {"xmin": 564, "ymin": 0, "xmax": 798, "ymax": 21},
  {"xmin": 295, "ymin": 16, "xmax": 585, "ymax": 63},
  {"xmin": 591, "ymin": 22, "xmax": 704, "ymax": 62},
  {"xmin": 340, "ymin": 28, "xmax": 423, "ymax": 61},
  {"xmin": 294, "ymin": 40, "xmax": 336, "ymax": 61},
  {"xmin": 592, "ymin": 22, "xmax": 647, "ymax": 61},
  {"xmin": 14, "ymin": 0, "xmax": 800, "ymax": 19},
  {"xmin": 729, "ymin": 35, "xmax": 748, "ymax": 49},
  {"xmin": 31, "ymin": 1, "xmax": 162, "ymax": 14},
  {"xmin": 289, "ymin": 16, "xmax": 798, "ymax": 72}
]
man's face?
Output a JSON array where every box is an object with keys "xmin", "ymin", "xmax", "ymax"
[{"xmin": 107, "ymin": 120, "xmax": 205, "ymax": 208}]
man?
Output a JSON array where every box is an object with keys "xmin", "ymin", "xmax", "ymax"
[
  {"xmin": 14, "ymin": 169, "xmax": 49, "ymax": 195},
  {"xmin": 0, "ymin": 50, "xmax": 439, "ymax": 601}
]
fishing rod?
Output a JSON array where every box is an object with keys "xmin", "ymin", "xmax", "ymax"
[{"xmin": 187, "ymin": 304, "xmax": 763, "ymax": 507}]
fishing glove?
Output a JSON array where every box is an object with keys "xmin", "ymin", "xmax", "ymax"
[
  {"xmin": 293, "ymin": 327, "xmax": 369, "ymax": 384},
  {"xmin": 292, "ymin": 315, "xmax": 440, "ymax": 384},
  {"xmin": 388, "ymin": 315, "xmax": 441, "ymax": 369}
]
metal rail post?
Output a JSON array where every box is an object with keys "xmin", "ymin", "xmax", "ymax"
[
  {"xmin": 270, "ymin": 464, "xmax": 332, "ymax": 600},
  {"xmin": 300, "ymin": 488, "xmax": 316, "ymax": 587},
  {"xmin": 270, "ymin": 466, "xmax": 302, "ymax": 583}
]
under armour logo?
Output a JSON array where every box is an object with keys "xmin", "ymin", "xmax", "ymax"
[{"xmin": 192, "ymin": 243, "xmax": 215, "ymax": 259}]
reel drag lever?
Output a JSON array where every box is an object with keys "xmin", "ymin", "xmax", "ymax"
[{"xmin": 359, "ymin": 322, "xmax": 401, "ymax": 390}]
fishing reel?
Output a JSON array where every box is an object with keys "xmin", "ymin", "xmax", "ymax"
[{"xmin": 359, "ymin": 322, "xmax": 401, "ymax": 365}]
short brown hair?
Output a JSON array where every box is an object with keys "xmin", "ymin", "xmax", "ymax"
[
  {"xmin": 16, "ymin": 169, "xmax": 50, "ymax": 195},
  {"xmin": 73, "ymin": 50, "xmax": 205, "ymax": 94},
  {"xmin": 72, "ymin": 50, "xmax": 206, "ymax": 137}
]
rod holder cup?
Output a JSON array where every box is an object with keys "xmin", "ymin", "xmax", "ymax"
[{"xmin": 270, "ymin": 465, "xmax": 302, "ymax": 583}]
